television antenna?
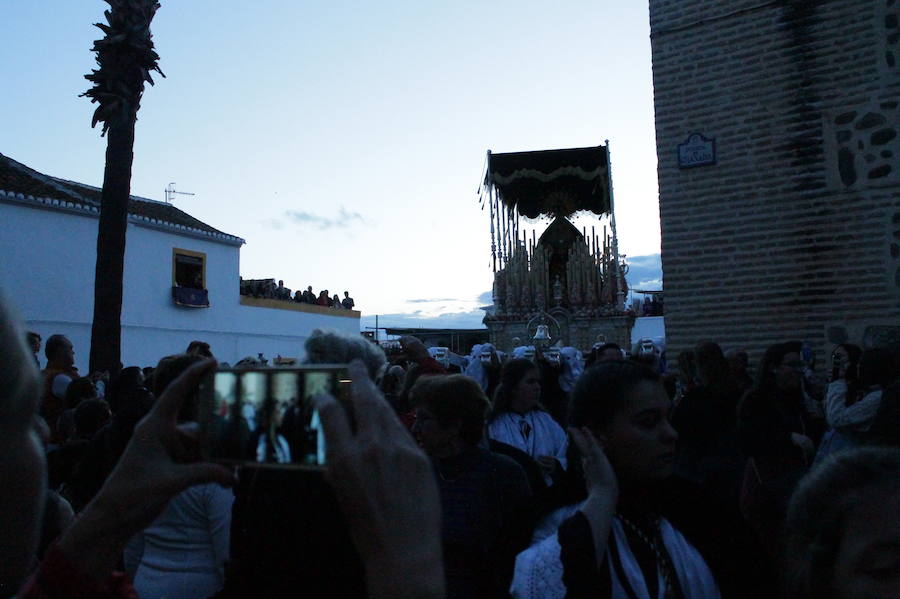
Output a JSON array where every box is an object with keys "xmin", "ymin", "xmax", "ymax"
[{"xmin": 165, "ymin": 182, "xmax": 195, "ymax": 203}]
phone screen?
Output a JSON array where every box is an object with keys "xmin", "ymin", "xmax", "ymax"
[{"xmin": 200, "ymin": 365, "xmax": 350, "ymax": 469}]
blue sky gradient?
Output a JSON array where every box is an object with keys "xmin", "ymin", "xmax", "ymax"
[{"xmin": 2, "ymin": 2, "xmax": 660, "ymax": 326}]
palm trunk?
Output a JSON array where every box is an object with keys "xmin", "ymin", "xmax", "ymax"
[{"xmin": 89, "ymin": 111, "xmax": 137, "ymax": 374}]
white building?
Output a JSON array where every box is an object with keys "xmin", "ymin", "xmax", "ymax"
[{"xmin": 0, "ymin": 153, "xmax": 360, "ymax": 369}]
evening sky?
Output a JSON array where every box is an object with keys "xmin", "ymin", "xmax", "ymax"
[{"xmin": 0, "ymin": 1, "xmax": 661, "ymax": 329}]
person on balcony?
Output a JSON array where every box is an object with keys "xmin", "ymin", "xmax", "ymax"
[
  {"xmin": 342, "ymin": 291, "xmax": 355, "ymax": 310},
  {"xmin": 276, "ymin": 280, "xmax": 291, "ymax": 300}
]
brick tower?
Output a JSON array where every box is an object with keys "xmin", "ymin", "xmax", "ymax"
[{"xmin": 650, "ymin": 0, "xmax": 900, "ymax": 364}]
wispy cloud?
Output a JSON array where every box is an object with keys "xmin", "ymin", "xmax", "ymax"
[
  {"xmin": 633, "ymin": 277, "xmax": 663, "ymax": 289},
  {"xmin": 625, "ymin": 253, "xmax": 663, "ymax": 290},
  {"xmin": 361, "ymin": 307, "xmax": 487, "ymax": 331},
  {"xmin": 267, "ymin": 206, "xmax": 369, "ymax": 231},
  {"xmin": 408, "ymin": 291, "xmax": 494, "ymax": 305},
  {"xmin": 362, "ymin": 290, "xmax": 493, "ymax": 330},
  {"xmin": 626, "ymin": 254, "xmax": 661, "ymax": 268}
]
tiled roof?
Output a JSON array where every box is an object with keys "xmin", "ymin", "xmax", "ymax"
[{"xmin": 0, "ymin": 153, "xmax": 244, "ymax": 246}]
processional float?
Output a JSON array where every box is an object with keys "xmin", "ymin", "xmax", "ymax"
[{"xmin": 479, "ymin": 143, "xmax": 633, "ymax": 351}]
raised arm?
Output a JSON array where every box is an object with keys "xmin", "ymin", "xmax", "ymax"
[
  {"xmin": 55, "ymin": 359, "xmax": 235, "ymax": 582},
  {"xmin": 569, "ymin": 427, "xmax": 618, "ymax": 571},
  {"xmin": 314, "ymin": 360, "xmax": 445, "ymax": 599}
]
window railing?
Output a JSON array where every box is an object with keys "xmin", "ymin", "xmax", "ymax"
[{"xmin": 172, "ymin": 286, "xmax": 209, "ymax": 308}]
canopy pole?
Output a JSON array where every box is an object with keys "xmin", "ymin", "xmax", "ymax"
[
  {"xmin": 487, "ymin": 150, "xmax": 496, "ymax": 273},
  {"xmin": 606, "ymin": 140, "xmax": 625, "ymax": 311},
  {"xmin": 497, "ymin": 193, "xmax": 503, "ymax": 267},
  {"xmin": 505, "ymin": 199, "xmax": 510, "ymax": 263},
  {"xmin": 518, "ymin": 210, "xmax": 521, "ymax": 258},
  {"xmin": 510, "ymin": 212, "xmax": 514, "ymax": 261},
  {"xmin": 512, "ymin": 207, "xmax": 517, "ymax": 260}
]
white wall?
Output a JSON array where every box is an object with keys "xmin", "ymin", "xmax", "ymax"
[{"xmin": 0, "ymin": 201, "xmax": 359, "ymax": 370}]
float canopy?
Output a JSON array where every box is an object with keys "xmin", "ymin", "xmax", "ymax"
[{"xmin": 486, "ymin": 145, "xmax": 610, "ymax": 219}]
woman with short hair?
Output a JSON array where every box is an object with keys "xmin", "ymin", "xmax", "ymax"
[{"xmin": 411, "ymin": 374, "xmax": 532, "ymax": 599}]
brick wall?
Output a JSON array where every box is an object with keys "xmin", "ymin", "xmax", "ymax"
[{"xmin": 649, "ymin": 0, "xmax": 900, "ymax": 368}]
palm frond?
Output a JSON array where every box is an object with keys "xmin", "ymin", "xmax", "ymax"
[{"xmin": 81, "ymin": 0, "xmax": 165, "ymax": 135}]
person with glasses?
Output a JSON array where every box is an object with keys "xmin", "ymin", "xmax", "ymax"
[{"xmin": 410, "ymin": 374, "xmax": 532, "ymax": 599}]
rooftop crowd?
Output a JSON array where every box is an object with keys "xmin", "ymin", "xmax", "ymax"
[
  {"xmin": 4, "ymin": 293, "xmax": 900, "ymax": 599},
  {"xmin": 239, "ymin": 279, "xmax": 356, "ymax": 310}
]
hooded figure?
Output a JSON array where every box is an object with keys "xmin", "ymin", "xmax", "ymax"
[
  {"xmin": 427, "ymin": 347, "xmax": 451, "ymax": 370},
  {"xmin": 464, "ymin": 343, "xmax": 497, "ymax": 393},
  {"xmin": 511, "ymin": 346, "xmax": 537, "ymax": 362},
  {"xmin": 558, "ymin": 347, "xmax": 584, "ymax": 394}
]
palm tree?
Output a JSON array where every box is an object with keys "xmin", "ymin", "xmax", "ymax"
[{"xmin": 83, "ymin": 0, "xmax": 164, "ymax": 374}]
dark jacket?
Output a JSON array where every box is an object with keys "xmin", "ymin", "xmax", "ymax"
[{"xmin": 436, "ymin": 446, "xmax": 532, "ymax": 599}]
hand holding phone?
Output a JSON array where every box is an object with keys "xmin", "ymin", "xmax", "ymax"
[{"xmin": 57, "ymin": 359, "xmax": 235, "ymax": 581}]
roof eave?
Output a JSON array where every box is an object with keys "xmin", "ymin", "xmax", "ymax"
[{"xmin": 0, "ymin": 189, "xmax": 246, "ymax": 247}]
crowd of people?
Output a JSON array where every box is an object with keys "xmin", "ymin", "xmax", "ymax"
[
  {"xmin": 3, "ymin": 293, "xmax": 900, "ymax": 599},
  {"xmin": 635, "ymin": 294, "xmax": 664, "ymax": 317},
  {"xmin": 239, "ymin": 279, "xmax": 356, "ymax": 310}
]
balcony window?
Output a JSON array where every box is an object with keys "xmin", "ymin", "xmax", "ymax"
[{"xmin": 172, "ymin": 248, "xmax": 209, "ymax": 307}]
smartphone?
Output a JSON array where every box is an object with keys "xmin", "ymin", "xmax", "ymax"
[
  {"xmin": 801, "ymin": 342, "xmax": 814, "ymax": 368},
  {"xmin": 198, "ymin": 364, "xmax": 351, "ymax": 469}
]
